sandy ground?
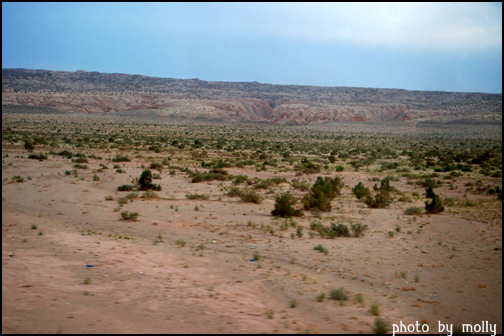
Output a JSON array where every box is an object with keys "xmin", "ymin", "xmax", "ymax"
[{"xmin": 2, "ymin": 148, "xmax": 502, "ymax": 334}]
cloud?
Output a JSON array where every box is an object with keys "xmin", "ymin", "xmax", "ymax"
[
  {"xmin": 261, "ymin": 3, "xmax": 502, "ymax": 52},
  {"xmin": 164, "ymin": 3, "xmax": 501, "ymax": 52}
]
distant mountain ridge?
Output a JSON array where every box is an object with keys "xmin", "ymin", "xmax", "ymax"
[{"xmin": 2, "ymin": 68, "xmax": 501, "ymax": 125}]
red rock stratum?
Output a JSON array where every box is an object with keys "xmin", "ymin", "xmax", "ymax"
[{"xmin": 2, "ymin": 69, "xmax": 501, "ymax": 125}]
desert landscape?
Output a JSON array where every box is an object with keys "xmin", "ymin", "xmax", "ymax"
[
  {"xmin": 2, "ymin": 111, "xmax": 501, "ymax": 334},
  {"xmin": 2, "ymin": 69, "xmax": 502, "ymax": 334}
]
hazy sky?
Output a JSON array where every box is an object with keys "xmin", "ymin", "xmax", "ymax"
[{"xmin": 2, "ymin": 2, "xmax": 502, "ymax": 93}]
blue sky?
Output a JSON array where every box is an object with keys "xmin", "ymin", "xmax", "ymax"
[{"xmin": 2, "ymin": 2, "xmax": 502, "ymax": 93}]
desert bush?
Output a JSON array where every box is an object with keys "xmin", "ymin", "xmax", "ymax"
[
  {"xmin": 372, "ymin": 318, "xmax": 389, "ymax": 334},
  {"xmin": 126, "ymin": 192, "xmax": 138, "ymax": 199},
  {"xmin": 291, "ymin": 179, "xmax": 310, "ymax": 191},
  {"xmin": 397, "ymin": 196, "xmax": 413, "ymax": 202},
  {"xmin": 314, "ymin": 244, "xmax": 328, "ymax": 254},
  {"xmin": 351, "ymin": 223, "xmax": 369, "ymax": 237},
  {"xmin": 74, "ymin": 163, "xmax": 88, "ymax": 169},
  {"xmin": 149, "ymin": 162, "xmax": 163, "ymax": 170},
  {"xmin": 442, "ymin": 197, "xmax": 456, "ymax": 207},
  {"xmin": 294, "ymin": 157, "xmax": 321, "ymax": 174},
  {"xmin": 329, "ymin": 288, "xmax": 348, "ymax": 301},
  {"xmin": 309, "ymin": 220, "xmax": 324, "ymax": 231},
  {"xmin": 369, "ymin": 303, "xmax": 381, "ymax": 316},
  {"xmin": 186, "ymin": 193, "xmax": 209, "ymax": 200},
  {"xmin": 417, "ymin": 178, "xmax": 439, "ymax": 188},
  {"xmin": 425, "ymin": 185, "xmax": 436, "ymax": 199},
  {"xmin": 24, "ymin": 140, "xmax": 35, "ymax": 150},
  {"xmin": 316, "ymin": 292, "xmax": 327, "ymax": 302},
  {"xmin": 425, "ymin": 195, "xmax": 444, "ymax": 214},
  {"xmin": 227, "ymin": 187, "xmax": 243, "ymax": 197},
  {"xmin": 143, "ymin": 189, "xmax": 158, "ymax": 199},
  {"xmin": 302, "ymin": 176, "xmax": 343, "ymax": 212},
  {"xmin": 272, "ymin": 192, "xmax": 303, "ymax": 217},
  {"xmin": 139, "ymin": 169, "xmax": 162, "ymax": 191},
  {"xmin": 12, "ymin": 175, "xmax": 25, "ymax": 183},
  {"xmin": 352, "ymin": 182, "xmax": 371, "ymax": 200},
  {"xmin": 117, "ymin": 184, "xmax": 134, "ymax": 191},
  {"xmin": 233, "ymin": 175, "xmax": 250, "ymax": 185},
  {"xmin": 121, "ymin": 211, "xmax": 138, "ymax": 221},
  {"xmin": 239, "ymin": 189, "xmax": 263, "ymax": 204},
  {"xmin": 28, "ymin": 153, "xmax": 48, "ymax": 161},
  {"xmin": 58, "ymin": 150, "xmax": 73, "ymax": 158},
  {"xmin": 365, "ymin": 190, "xmax": 393, "ymax": 208},
  {"xmin": 404, "ymin": 207, "xmax": 423, "ymax": 215},
  {"xmin": 74, "ymin": 156, "xmax": 88, "ymax": 163},
  {"xmin": 331, "ymin": 223, "xmax": 350, "ymax": 237},
  {"xmin": 191, "ymin": 171, "xmax": 229, "ymax": 183},
  {"xmin": 112, "ymin": 155, "xmax": 131, "ymax": 162},
  {"xmin": 373, "ymin": 176, "xmax": 397, "ymax": 192}
]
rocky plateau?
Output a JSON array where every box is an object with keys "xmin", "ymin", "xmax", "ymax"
[{"xmin": 2, "ymin": 68, "xmax": 502, "ymax": 125}]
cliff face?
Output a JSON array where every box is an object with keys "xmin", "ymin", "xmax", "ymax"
[{"xmin": 2, "ymin": 69, "xmax": 502, "ymax": 124}]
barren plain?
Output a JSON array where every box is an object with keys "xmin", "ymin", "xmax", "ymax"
[{"xmin": 2, "ymin": 112, "xmax": 502, "ymax": 334}]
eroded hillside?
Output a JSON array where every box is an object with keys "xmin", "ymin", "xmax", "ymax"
[{"xmin": 2, "ymin": 69, "xmax": 502, "ymax": 125}]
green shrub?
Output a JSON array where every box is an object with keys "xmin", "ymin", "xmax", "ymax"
[
  {"xmin": 239, "ymin": 190, "xmax": 263, "ymax": 204},
  {"xmin": 296, "ymin": 226, "xmax": 303, "ymax": 238},
  {"xmin": 186, "ymin": 193, "xmax": 209, "ymax": 200},
  {"xmin": 291, "ymin": 179, "xmax": 310, "ymax": 191},
  {"xmin": 28, "ymin": 153, "xmax": 48, "ymax": 161},
  {"xmin": 112, "ymin": 155, "xmax": 131, "ymax": 162},
  {"xmin": 351, "ymin": 223, "xmax": 369, "ymax": 237},
  {"xmin": 143, "ymin": 190, "xmax": 158, "ymax": 199},
  {"xmin": 404, "ymin": 206, "xmax": 423, "ymax": 215},
  {"xmin": 12, "ymin": 175, "xmax": 25, "ymax": 183},
  {"xmin": 365, "ymin": 190, "xmax": 393, "ymax": 208},
  {"xmin": 149, "ymin": 162, "xmax": 163, "ymax": 170},
  {"xmin": 302, "ymin": 176, "xmax": 343, "ymax": 212},
  {"xmin": 352, "ymin": 182, "xmax": 371, "ymax": 200},
  {"xmin": 331, "ymin": 223, "xmax": 350, "ymax": 237},
  {"xmin": 58, "ymin": 150, "xmax": 73, "ymax": 158},
  {"xmin": 272, "ymin": 192, "xmax": 303, "ymax": 217},
  {"xmin": 74, "ymin": 156, "xmax": 88, "ymax": 163},
  {"xmin": 314, "ymin": 244, "xmax": 328, "ymax": 254},
  {"xmin": 191, "ymin": 171, "xmax": 230, "ymax": 183},
  {"xmin": 24, "ymin": 140, "xmax": 35, "ymax": 150},
  {"xmin": 369, "ymin": 303, "xmax": 380, "ymax": 316},
  {"xmin": 316, "ymin": 292, "xmax": 326, "ymax": 302},
  {"xmin": 372, "ymin": 318, "xmax": 389, "ymax": 334},
  {"xmin": 139, "ymin": 169, "xmax": 162, "ymax": 191},
  {"xmin": 125, "ymin": 192, "xmax": 138, "ymax": 199},
  {"xmin": 233, "ymin": 175, "xmax": 250, "ymax": 185},
  {"xmin": 253, "ymin": 251, "xmax": 261, "ymax": 261},
  {"xmin": 373, "ymin": 176, "xmax": 397, "ymax": 192},
  {"xmin": 227, "ymin": 187, "xmax": 243, "ymax": 197},
  {"xmin": 425, "ymin": 185, "xmax": 436, "ymax": 199},
  {"xmin": 294, "ymin": 157, "xmax": 321, "ymax": 174},
  {"xmin": 425, "ymin": 195, "xmax": 444, "ymax": 214},
  {"xmin": 329, "ymin": 288, "xmax": 348, "ymax": 301},
  {"xmin": 121, "ymin": 211, "xmax": 138, "ymax": 221},
  {"xmin": 117, "ymin": 184, "xmax": 134, "ymax": 191}
]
